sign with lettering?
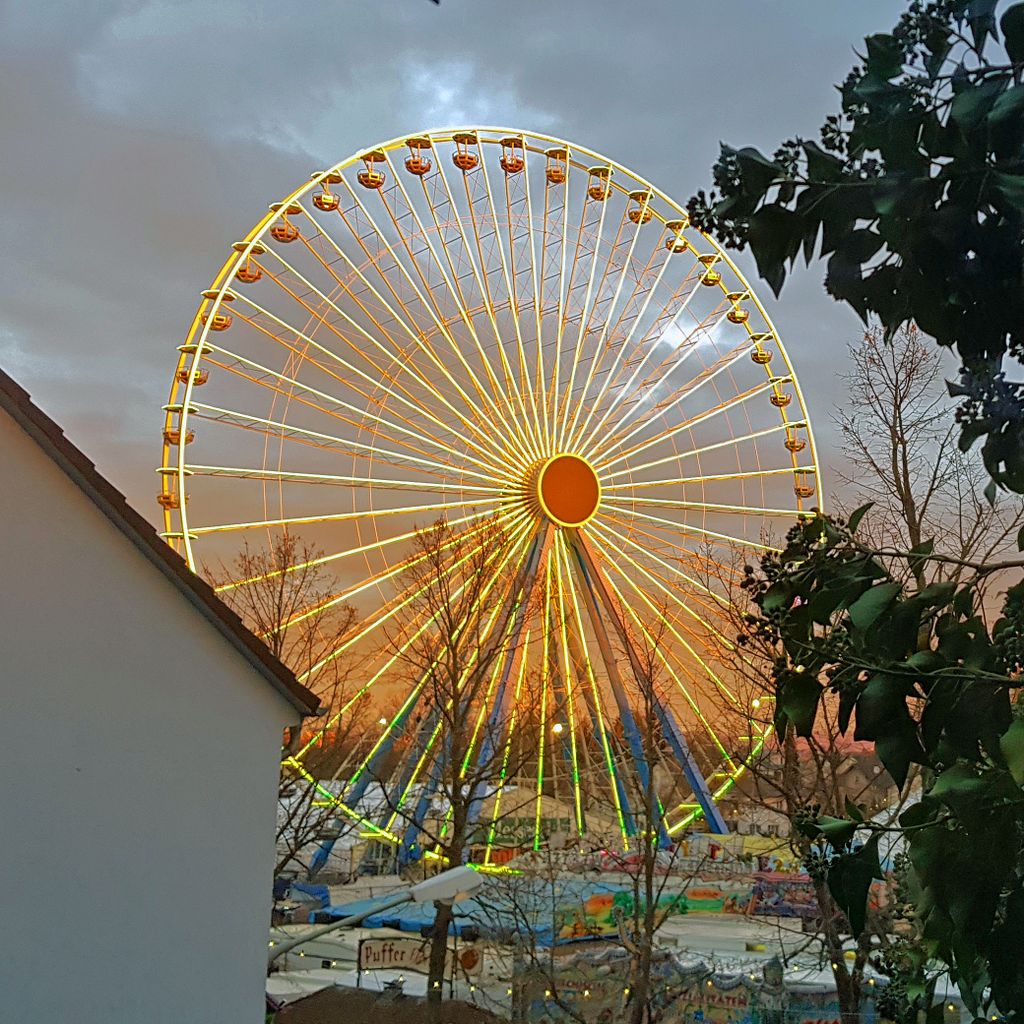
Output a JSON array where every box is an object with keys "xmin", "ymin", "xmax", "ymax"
[{"xmin": 357, "ymin": 937, "xmax": 481, "ymax": 976}]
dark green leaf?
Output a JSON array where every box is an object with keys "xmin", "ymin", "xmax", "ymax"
[
  {"xmin": 779, "ymin": 670, "xmax": 823, "ymax": 738},
  {"xmin": 930, "ymin": 763, "xmax": 988, "ymax": 801},
  {"xmin": 838, "ymin": 684, "xmax": 858, "ymax": 736},
  {"xmin": 1000, "ymin": 3, "xmax": 1024, "ymax": 63},
  {"xmin": 907, "ymin": 649, "xmax": 945, "ymax": 672},
  {"xmin": 735, "ymin": 147, "xmax": 782, "ymax": 195},
  {"xmin": 847, "ymin": 581, "xmax": 902, "ymax": 631},
  {"xmin": 967, "ymin": 0, "xmax": 1000, "ymax": 48},
  {"xmin": 827, "ymin": 833, "xmax": 882, "ymax": 936},
  {"xmin": 818, "ymin": 815, "xmax": 859, "ymax": 848},
  {"xmin": 864, "ymin": 34, "xmax": 903, "ymax": 78},
  {"xmin": 876, "ymin": 728, "xmax": 920, "ymax": 791},
  {"xmin": 854, "ymin": 674, "xmax": 906, "ymax": 741},
  {"xmin": 837, "ymin": 228, "xmax": 884, "ymax": 263},
  {"xmin": 847, "ymin": 502, "xmax": 874, "ymax": 534},
  {"xmin": 924, "ymin": 23, "xmax": 953, "ymax": 79},
  {"xmin": 987, "ymin": 82, "xmax": 1024, "ymax": 125},
  {"xmin": 952, "ymin": 586, "xmax": 975, "ymax": 617},
  {"xmin": 844, "ymin": 796, "xmax": 865, "ymax": 822},
  {"xmin": 999, "ymin": 720, "xmax": 1024, "ymax": 785},
  {"xmin": 989, "ymin": 887, "xmax": 1024, "ymax": 1011},
  {"xmin": 870, "ymin": 177, "xmax": 908, "ymax": 218},
  {"xmin": 949, "ymin": 75, "xmax": 1007, "ymax": 132},
  {"xmin": 762, "ymin": 580, "xmax": 794, "ymax": 613},
  {"xmin": 747, "ymin": 205, "xmax": 802, "ymax": 297},
  {"xmin": 917, "ymin": 580, "xmax": 956, "ymax": 606},
  {"xmin": 994, "ymin": 172, "xmax": 1024, "ymax": 212},
  {"xmin": 899, "ymin": 799, "xmax": 935, "ymax": 829},
  {"xmin": 802, "ymin": 141, "xmax": 845, "ymax": 183}
]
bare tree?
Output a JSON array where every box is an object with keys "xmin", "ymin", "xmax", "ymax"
[
  {"xmin": 374, "ymin": 516, "xmax": 540, "ymax": 1015},
  {"xmin": 705, "ymin": 608, "xmax": 892, "ymax": 1023},
  {"xmin": 481, "ymin": 608, "xmax": 711, "ymax": 1024},
  {"xmin": 612, "ymin": 612, "xmax": 692, "ymax": 1024},
  {"xmin": 683, "ymin": 326, "xmax": 1024, "ymax": 1019},
  {"xmin": 204, "ymin": 532, "xmax": 359, "ymax": 876},
  {"xmin": 836, "ymin": 325, "xmax": 1024, "ymax": 594}
]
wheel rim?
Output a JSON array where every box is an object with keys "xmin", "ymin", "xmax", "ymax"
[{"xmin": 160, "ymin": 127, "xmax": 822, "ymax": 861}]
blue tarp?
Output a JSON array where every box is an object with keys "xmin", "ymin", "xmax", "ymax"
[
  {"xmin": 291, "ymin": 882, "xmax": 331, "ymax": 908},
  {"xmin": 321, "ymin": 878, "xmax": 632, "ymax": 946},
  {"xmin": 320, "ymin": 894, "xmax": 499, "ymax": 938}
]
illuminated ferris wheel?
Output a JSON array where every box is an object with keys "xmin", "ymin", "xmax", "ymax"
[{"xmin": 159, "ymin": 127, "xmax": 820, "ymax": 868}]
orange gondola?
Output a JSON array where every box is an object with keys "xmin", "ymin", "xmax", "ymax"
[
  {"xmin": 587, "ymin": 166, "xmax": 612, "ymax": 201},
  {"xmin": 405, "ymin": 136, "xmax": 433, "ymax": 176},
  {"xmin": 452, "ymin": 132, "xmax": 479, "ymax": 171},
  {"xmin": 232, "ymin": 241, "xmax": 264, "ymax": 282},
  {"xmin": 269, "ymin": 203, "xmax": 302, "ymax": 243},
  {"xmin": 499, "ymin": 137, "xmax": 525, "ymax": 174},
  {"xmin": 200, "ymin": 312, "xmax": 232, "ymax": 331},
  {"xmin": 627, "ymin": 190, "xmax": 653, "ymax": 225},
  {"xmin": 664, "ymin": 219, "xmax": 689, "ymax": 253},
  {"xmin": 176, "ymin": 368, "xmax": 209, "ymax": 386},
  {"xmin": 698, "ymin": 254, "xmax": 721, "ymax": 286},
  {"xmin": 312, "ymin": 187, "xmax": 340, "ymax": 211},
  {"xmin": 357, "ymin": 150, "xmax": 387, "ymax": 189},
  {"xmin": 545, "ymin": 147, "xmax": 567, "ymax": 184},
  {"xmin": 235, "ymin": 259, "xmax": 262, "ymax": 283},
  {"xmin": 163, "ymin": 428, "xmax": 195, "ymax": 446}
]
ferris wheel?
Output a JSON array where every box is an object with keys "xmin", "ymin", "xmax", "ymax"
[{"xmin": 159, "ymin": 127, "xmax": 820, "ymax": 869}]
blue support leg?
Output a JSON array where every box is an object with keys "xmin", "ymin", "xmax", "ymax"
[
  {"xmin": 653, "ymin": 699, "xmax": 729, "ymax": 834},
  {"xmin": 307, "ymin": 686, "xmax": 429, "ymax": 878},
  {"xmin": 569, "ymin": 537, "xmax": 669, "ymax": 846},
  {"xmin": 464, "ymin": 531, "xmax": 547, "ymax": 831}
]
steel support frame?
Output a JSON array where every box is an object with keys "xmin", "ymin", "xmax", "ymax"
[{"xmin": 569, "ymin": 532, "xmax": 728, "ymax": 836}]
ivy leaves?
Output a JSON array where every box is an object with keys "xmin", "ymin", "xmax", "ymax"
[
  {"xmin": 687, "ymin": 0, "xmax": 1024, "ymax": 493},
  {"xmin": 689, "ymin": 2, "xmax": 1024, "ymax": 1009},
  {"xmin": 742, "ymin": 510, "xmax": 1024, "ymax": 1015}
]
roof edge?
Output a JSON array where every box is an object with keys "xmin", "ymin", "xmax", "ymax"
[{"xmin": 0, "ymin": 369, "xmax": 320, "ymax": 718}]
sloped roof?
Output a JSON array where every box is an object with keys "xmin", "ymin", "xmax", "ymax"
[{"xmin": 0, "ymin": 367, "xmax": 320, "ymax": 717}]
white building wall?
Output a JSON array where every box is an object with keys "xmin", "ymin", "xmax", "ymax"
[{"xmin": 0, "ymin": 408, "xmax": 297, "ymax": 1024}]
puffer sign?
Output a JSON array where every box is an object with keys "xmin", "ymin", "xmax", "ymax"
[{"xmin": 358, "ymin": 937, "xmax": 481, "ymax": 976}]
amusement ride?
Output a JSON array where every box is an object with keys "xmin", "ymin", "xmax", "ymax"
[{"xmin": 159, "ymin": 128, "xmax": 820, "ymax": 871}]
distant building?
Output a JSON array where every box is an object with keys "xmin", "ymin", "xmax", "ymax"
[
  {"xmin": 0, "ymin": 369, "xmax": 319, "ymax": 1024},
  {"xmin": 727, "ymin": 745, "xmax": 897, "ymax": 824}
]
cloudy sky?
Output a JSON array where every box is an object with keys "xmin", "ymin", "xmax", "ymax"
[{"xmin": 0, "ymin": 0, "xmax": 906, "ymax": 520}]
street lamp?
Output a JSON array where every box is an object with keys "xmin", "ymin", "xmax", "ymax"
[{"xmin": 268, "ymin": 865, "xmax": 484, "ymax": 966}]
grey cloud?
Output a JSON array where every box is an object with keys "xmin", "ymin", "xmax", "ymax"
[{"xmin": 1, "ymin": 0, "xmax": 906, "ymax": 516}]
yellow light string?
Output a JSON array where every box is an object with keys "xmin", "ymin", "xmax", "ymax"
[
  {"xmin": 556, "ymin": 192, "xmax": 625, "ymax": 452},
  {"xmin": 552, "ymin": 532, "xmax": 586, "ymax": 836},
  {"xmin": 557, "ymin": 536, "xmax": 630, "ymax": 845},
  {"xmin": 413, "ymin": 149, "xmax": 543, "ymax": 463},
  {"xmin": 577, "ymin": 299, "xmax": 736, "ymax": 461}
]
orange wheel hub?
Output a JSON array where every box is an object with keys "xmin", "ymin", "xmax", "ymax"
[{"xmin": 536, "ymin": 454, "xmax": 600, "ymax": 527}]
